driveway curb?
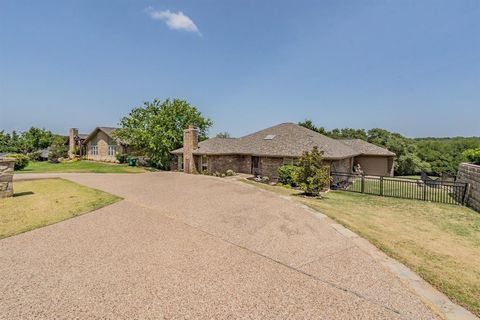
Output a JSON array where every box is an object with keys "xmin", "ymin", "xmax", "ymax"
[{"xmin": 237, "ymin": 178, "xmax": 478, "ymax": 320}]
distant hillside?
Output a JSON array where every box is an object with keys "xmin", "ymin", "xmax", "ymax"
[
  {"xmin": 413, "ymin": 136, "xmax": 480, "ymax": 142},
  {"xmin": 411, "ymin": 137, "xmax": 480, "ymax": 174}
]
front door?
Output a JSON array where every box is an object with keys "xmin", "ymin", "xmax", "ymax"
[{"xmin": 251, "ymin": 156, "xmax": 259, "ymax": 175}]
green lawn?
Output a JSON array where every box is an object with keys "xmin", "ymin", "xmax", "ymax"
[
  {"xmin": 19, "ymin": 160, "xmax": 153, "ymax": 174},
  {"xmin": 243, "ymin": 180, "xmax": 480, "ymax": 316},
  {"xmin": 0, "ymin": 179, "xmax": 121, "ymax": 239}
]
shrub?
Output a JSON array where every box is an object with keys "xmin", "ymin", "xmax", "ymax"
[
  {"xmin": 113, "ymin": 98, "xmax": 213, "ymax": 170},
  {"xmin": 28, "ymin": 151, "xmax": 43, "ymax": 161},
  {"xmin": 48, "ymin": 137, "xmax": 68, "ymax": 163},
  {"xmin": 463, "ymin": 148, "xmax": 480, "ymax": 165},
  {"xmin": 28, "ymin": 151, "xmax": 41, "ymax": 161},
  {"xmin": 261, "ymin": 176, "xmax": 270, "ymax": 183},
  {"xmin": 226, "ymin": 169, "xmax": 235, "ymax": 176},
  {"xmin": 277, "ymin": 165, "xmax": 296, "ymax": 186},
  {"xmin": 292, "ymin": 146, "xmax": 331, "ymax": 196},
  {"xmin": 116, "ymin": 153, "xmax": 128, "ymax": 164},
  {"xmin": 136, "ymin": 156, "xmax": 150, "ymax": 167},
  {"xmin": 6, "ymin": 153, "xmax": 30, "ymax": 170}
]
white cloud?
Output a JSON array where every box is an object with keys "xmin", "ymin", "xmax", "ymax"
[{"xmin": 145, "ymin": 7, "xmax": 201, "ymax": 35}]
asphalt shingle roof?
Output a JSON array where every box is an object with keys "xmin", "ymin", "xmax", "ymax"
[
  {"xmin": 172, "ymin": 123, "xmax": 365, "ymax": 160},
  {"xmin": 338, "ymin": 139, "xmax": 396, "ymax": 156},
  {"xmin": 84, "ymin": 127, "xmax": 119, "ymax": 143}
]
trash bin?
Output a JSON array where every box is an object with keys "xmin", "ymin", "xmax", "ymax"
[{"xmin": 127, "ymin": 158, "xmax": 137, "ymax": 166}]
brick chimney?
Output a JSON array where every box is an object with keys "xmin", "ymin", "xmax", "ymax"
[
  {"xmin": 68, "ymin": 128, "xmax": 78, "ymax": 159},
  {"xmin": 183, "ymin": 124, "xmax": 198, "ymax": 173}
]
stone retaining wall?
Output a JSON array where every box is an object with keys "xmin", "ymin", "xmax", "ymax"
[
  {"xmin": 0, "ymin": 159, "xmax": 15, "ymax": 198},
  {"xmin": 457, "ymin": 163, "xmax": 480, "ymax": 212}
]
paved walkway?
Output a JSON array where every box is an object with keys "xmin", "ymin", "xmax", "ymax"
[{"xmin": 1, "ymin": 172, "xmax": 445, "ymax": 319}]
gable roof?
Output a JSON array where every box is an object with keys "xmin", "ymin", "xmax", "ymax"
[
  {"xmin": 339, "ymin": 139, "xmax": 395, "ymax": 156},
  {"xmin": 83, "ymin": 127, "xmax": 120, "ymax": 143},
  {"xmin": 172, "ymin": 123, "xmax": 362, "ymax": 160}
]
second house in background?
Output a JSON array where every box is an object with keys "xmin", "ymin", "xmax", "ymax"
[{"xmin": 68, "ymin": 127, "xmax": 127, "ymax": 163}]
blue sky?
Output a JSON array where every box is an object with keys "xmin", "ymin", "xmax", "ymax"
[{"xmin": 1, "ymin": 0, "xmax": 479, "ymax": 138}]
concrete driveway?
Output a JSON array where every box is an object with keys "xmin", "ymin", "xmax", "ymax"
[{"xmin": 1, "ymin": 172, "xmax": 441, "ymax": 319}]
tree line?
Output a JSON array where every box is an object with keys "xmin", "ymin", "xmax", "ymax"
[
  {"xmin": 2, "ymin": 101, "xmax": 478, "ymax": 175},
  {"xmin": 0, "ymin": 127, "xmax": 68, "ymax": 168},
  {"xmin": 0, "ymin": 127, "xmax": 58, "ymax": 154},
  {"xmin": 299, "ymin": 120, "xmax": 480, "ymax": 176}
]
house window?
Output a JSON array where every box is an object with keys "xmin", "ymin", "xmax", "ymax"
[
  {"xmin": 90, "ymin": 139, "xmax": 98, "ymax": 155},
  {"xmin": 201, "ymin": 155, "xmax": 208, "ymax": 172},
  {"xmin": 108, "ymin": 145, "xmax": 116, "ymax": 156},
  {"xmin": 283, "ymin": 157, "xmax": 294, "ymax": 165},
  {"xmin": 108, "ymin": 138, "xmax": 116, "ymax": 156}
]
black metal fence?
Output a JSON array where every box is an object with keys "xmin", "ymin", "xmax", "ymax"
[{"xmin": 331, "ymin": 172, "xmax": 469, "ymax": 205}]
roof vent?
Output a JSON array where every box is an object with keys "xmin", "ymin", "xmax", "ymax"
[{"xmin": 264, "ymin": 135, "xmax": 275, "ymax": 140}]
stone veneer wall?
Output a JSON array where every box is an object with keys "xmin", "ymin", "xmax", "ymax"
[
  {"xmin": 0, "ymin": 159, "xmax": 15, "ymax": 198},
  {"xmin": 68, "ymin": 128, "xmax": 78, "ymax": 159},
  {"xmin": 85, "ymin": 130, "xmax": 124, "ymax": 163},
  {"xmin": 457, "ymin": 163, "xmax": 480, "ymax": 213}
]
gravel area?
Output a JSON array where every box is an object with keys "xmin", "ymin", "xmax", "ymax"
[{"xmin": 1, "ymin": 172, "xmax": 440, "ymax": 319}]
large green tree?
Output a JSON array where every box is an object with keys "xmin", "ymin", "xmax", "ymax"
[{"xmin": 114, "ymin": 98, "xmax": 213, "ymax": 169}]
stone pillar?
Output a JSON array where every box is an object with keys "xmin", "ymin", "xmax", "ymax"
[
  {"xmin": 457, "ymin": 163, "xmax": 480, "ymax": 212},
  {"xmin": 183, "ymin": 125, "xmax": 198, "ymax": 174},
  {"xmin": 68, "ymin": 128, "xmax": 78, "ymax": 159},
  {"xmin": 0, "ymin": 158, "xmax": 15, "ymax": 198}
]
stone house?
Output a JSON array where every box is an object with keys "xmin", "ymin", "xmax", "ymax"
[
  {"xmin": 68, "ymin": 127, "xmax": 126, "ymax": 163},
  {"xmin": 171, "ymin": 123, "xmax": 395, "ymax": 178}
]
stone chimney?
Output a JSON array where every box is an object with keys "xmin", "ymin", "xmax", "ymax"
[
  {"xmin": 68, "ymin": 128, "xmax": 78, "ymax": 159},
  {"xmin": 183, "ymin": 124, "xmax": 198, "ymax": 173}
]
